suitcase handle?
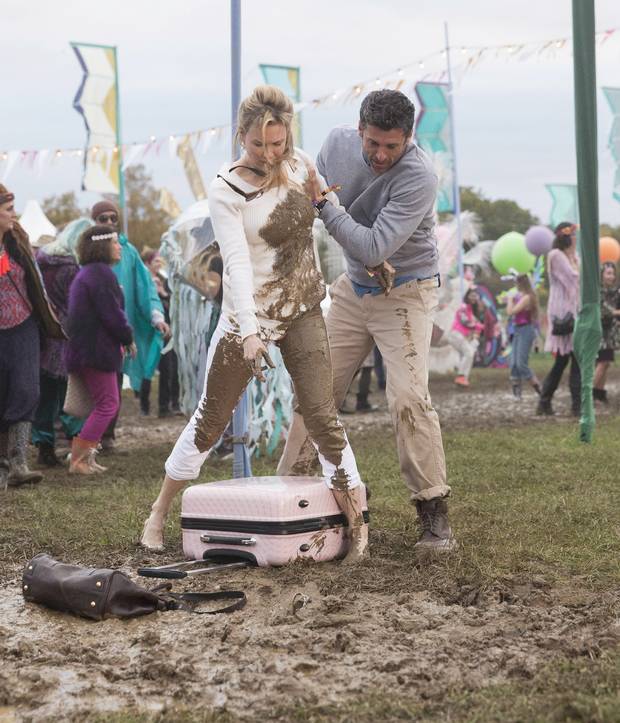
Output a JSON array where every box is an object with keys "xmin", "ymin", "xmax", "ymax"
[
  {"xmin": 200, "ymin": 534, "xmax": 257, "ymax": 546},
  {"xmin": 137, "ymin": 568, "xmax": 188, "ymax": 579},
  {"xmin": 138, "ymin": 561, "xmax": 248, "ymax": 579}
]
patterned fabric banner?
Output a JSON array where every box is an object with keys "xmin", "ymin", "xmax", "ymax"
[
  {"xmin": 260, "ymin": 64, "xmax": 302, "ymax": 145},
  {"xmin": 414, "ymin": 82, "xmax": 454, "ymax": 213},
  {"xmin": 602, "ymin": 87, "xmax": 620, "ymax": 205},
  {"xmin": 177, "ymin": 135, "xmax": 207, "ymax": 201},
  {"xmin": 546, "ymin": 183, "xmax": 579, "ymax": 228},
  {"xmin": 71, "ymin": 42, "xmax": 120, "ymax": 194}
]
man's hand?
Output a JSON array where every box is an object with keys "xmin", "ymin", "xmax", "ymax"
[
  {"xmin": 125, "ymin": 342, "xmax": 138, "ymax": 359},
  {"xmin": 365, "ymin": 260, "xmax": 396, "ymax": 296},
  {"xmin": 243, "ymin": 334, "xmax": 275, "ymax": 383}
]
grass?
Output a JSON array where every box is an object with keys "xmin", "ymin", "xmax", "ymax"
[
  {"xmin": 2, "ymin": 419, "xmax": 619, "ymax": 591},
  {"xmin": 1, "ymin": 408, "xmax": 619, "ymax": 722}
]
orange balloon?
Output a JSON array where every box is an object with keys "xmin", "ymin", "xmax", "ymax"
[{"xmin": 599, "ymin": 236, "xmax": 620, "ymax": 263}]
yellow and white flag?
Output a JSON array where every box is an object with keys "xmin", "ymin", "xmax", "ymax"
[{"xmin": 71, "ymin": 42, "xmax": 121, "ymax": 194}]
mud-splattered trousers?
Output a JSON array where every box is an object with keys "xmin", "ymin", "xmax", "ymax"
[
  {"xmin": 165, "ymin": 304, "xmax": 362, "ymax": 489},
  {"xmin": 280, "ymin": 274, "xmax": 450, "ymax": 502}
]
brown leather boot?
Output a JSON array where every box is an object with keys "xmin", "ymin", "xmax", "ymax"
[{"xmin": 415, "ymin": 497, "xmax": 457, "ymax": 552}]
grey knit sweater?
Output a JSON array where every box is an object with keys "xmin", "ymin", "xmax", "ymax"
[{"xmin": 317, "ymin": 126, "xmax": 439, "ymax": 287}]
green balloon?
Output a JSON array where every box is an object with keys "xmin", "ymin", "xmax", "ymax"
[{"xmin": 491, "ymin": 232, "xmax": 536, "ymax": 275}]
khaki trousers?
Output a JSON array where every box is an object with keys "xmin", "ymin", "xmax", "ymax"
[{"xmin": 278, "ymin": 274, "xmax": 450, "ymax": 502}]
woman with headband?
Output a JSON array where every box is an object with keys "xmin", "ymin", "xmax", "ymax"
[
  {"xmin": 0, "ymin": 184, "xmax": 64, "ymax": 489},
  {"xmin": 64, "ymin": 225, "xmax": 134, "ymax": 474}
]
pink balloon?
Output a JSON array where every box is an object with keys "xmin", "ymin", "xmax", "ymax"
[{"xmin": 525, "ymin": 225, "xmax": 554, "ymax": 256}]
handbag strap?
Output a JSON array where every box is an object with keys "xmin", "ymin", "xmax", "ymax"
[{"xmin": 151, "ymin": 583, "xmax": 246, "ymax": 614}]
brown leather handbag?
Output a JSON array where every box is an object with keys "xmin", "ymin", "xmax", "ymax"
[{"xmin": 22, "ymin": 554, "xmax": 246, "ymax": 621}]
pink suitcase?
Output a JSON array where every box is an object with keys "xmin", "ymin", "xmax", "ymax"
[{"xmin": 181, "ymin": 476, "xmax": 369, "ymax": 567}]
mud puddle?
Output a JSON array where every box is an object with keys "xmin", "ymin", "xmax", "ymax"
[{"xmin": 1, "ymin": 562, "xmax": 618, "ymax": 722}]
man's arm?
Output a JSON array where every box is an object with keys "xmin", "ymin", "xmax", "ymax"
[{"xmin": 320, "ymin": 171, "xmax": 437, "ymax": 267}]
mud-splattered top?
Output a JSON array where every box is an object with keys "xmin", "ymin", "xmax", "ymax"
[{"xmin": 209, "ymin": 150, "xmax": 337, "ymax": 342}]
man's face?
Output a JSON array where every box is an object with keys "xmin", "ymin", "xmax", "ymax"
[
  {"xmin": 95, "ymin": 209, "xmax": 119, "ymax": 231},
  {"xmin": 358, "ymin": 124, "xmax": 410, "ymax": 174}
]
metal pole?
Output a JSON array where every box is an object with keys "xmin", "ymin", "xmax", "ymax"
[
  {"xmin": 112, "ymin": 46, "xmax": 128, "ymax": 237},
  {"xmin": 231, "ymin": 0, "xmax": 241, "ymax": 159},
  {"xmin": 444, "ymin": 22, "xmax": 464, "ymax": 296},
  {"xmin": 229, "ymin": 0, "xmax": 251, "ymax": 477}
]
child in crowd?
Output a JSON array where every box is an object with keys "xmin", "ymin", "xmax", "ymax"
[
  {"xmin": 506, "ymin": 274, "xmax": 541, "ymax": 399},
  {"xmin": 444, "ymin": 287, "xmax": 484, "ymax": 388}
]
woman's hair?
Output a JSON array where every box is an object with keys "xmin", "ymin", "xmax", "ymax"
[
  {"xmin": 235, "ymin": 85, "xmax": 295, "ymax": 190},
  {"xmin": 516, "ymin": 273, "xmax": 539, "ymax": 320},
  {"xmin": 601, "ymin": 261, "xmax": 617, "ymax": 282},
  {"xmin": 552, "ymin": 222, "xmax": 575, "ymax": 250},
  {"xmin": 77, "ymin": 225, "xmax": 117, "ymax": 265},
  {"xmin": 141, "ymin": 246, "xmax": 157, "ymax": 266},
  {"xmin": 463, "ymin": 286, "xmax": 479, "ymax": 306}
]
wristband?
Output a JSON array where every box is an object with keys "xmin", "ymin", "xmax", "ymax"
[{"xmin": 312, "ymin": 198, "xmax": 328, "ymax": 214}]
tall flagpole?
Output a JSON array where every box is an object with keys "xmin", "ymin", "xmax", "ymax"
[
  {"xmin": 231, "ymin": 0, "xmax": 241, "ymax": 159},
  {"xmin": 230, "ymin": 0, "xmax": 251, "ymax": 477},
  {"xmin": 112, "ymin": 46, "xmax": 128, "ymax": 237},
  {"xmin": 444, "ymin": 22, "xmax": 464, "ymax": 296}
]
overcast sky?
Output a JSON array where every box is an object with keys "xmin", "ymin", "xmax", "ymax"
[{"xmin": 3, "ymin": 0, "xmax": 620, "ymax": 233}]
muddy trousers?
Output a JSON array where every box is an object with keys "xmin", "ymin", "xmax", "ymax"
[
  {"xmin": 278, "ymin": 274, "xmax": 450, "ymax": 502},
  {"xmin": 165, "ymin": 306, "xmax": 361, "ymax": 488}
]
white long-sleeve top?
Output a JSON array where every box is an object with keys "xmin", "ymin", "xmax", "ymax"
[{"xmin": 208, "ymin": 150, "xmax": 335, "ymax": 342}]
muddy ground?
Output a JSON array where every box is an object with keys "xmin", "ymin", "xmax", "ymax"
[
  {"xmin": 1, "ymin": 369, "xmax": 619, "ymax": 721},
  {"xmin": 1, "ymin": 563, "xmax": 619, "ymax": 722}
]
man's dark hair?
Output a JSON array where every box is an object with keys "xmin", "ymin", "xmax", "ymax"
[
  {"xmin": 359, "ymin": 90, "xmax": 415, "ymax": 136},
  {"xmin": 77, "ymin": 224, "xmax": 117, "ymax": 265}
]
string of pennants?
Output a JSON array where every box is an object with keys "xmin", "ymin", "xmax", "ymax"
[{"xmin": 2, "ymin": 26, "xmax": 619, "ymax": 182}]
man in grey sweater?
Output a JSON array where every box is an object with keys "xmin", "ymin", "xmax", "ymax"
[{"xmin": 278, "ymin": 89, "xmax": 455, "ymax": 553}]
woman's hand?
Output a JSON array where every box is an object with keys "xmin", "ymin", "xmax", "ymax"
[
  {"xmin": 243, "ymin": 334, "xmax": 275, "ymax": 382},
  {"xmin": 125, "ymin": 342, "xmax": 137, "ymax": 359},
  {"xmin": 304, "ymin": 167, "xmax": 324, "ymax": 203}
]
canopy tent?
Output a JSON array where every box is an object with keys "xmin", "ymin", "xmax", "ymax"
[{"xmin": 19, "ymin": 200, "xmax": 56, "ymax": 247}]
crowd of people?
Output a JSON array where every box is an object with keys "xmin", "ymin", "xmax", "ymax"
[{"xmin": 2, "ymin": 85, "xmax": 619, "ymax": 562}]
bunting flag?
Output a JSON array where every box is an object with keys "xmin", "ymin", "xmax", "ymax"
[
  {"xmin": 177, "ymin": 135, "xmax": 207, "ymax": 201},
  {"xmin": 602, "ymin": 87, "xmax": 620, "ymax": 205},
  {"xmin": 260, "ymin": 64, "xmax": 302, "ymax": 145},
  {"xmin": 546, "ymin": 183, "xmax": 580, "ymax": 228},
  {"xmin": 71, "ymin": 42, "xmax": 122, "ymax": 195},
  {"xmin": 415, "ymin": 82, "xmax": 455, "ymax": 212}
]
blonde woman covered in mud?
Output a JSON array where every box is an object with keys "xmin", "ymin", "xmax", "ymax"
[{"xmin": 140, "ymin": 85, "xmax": 367, "ymax": 563}]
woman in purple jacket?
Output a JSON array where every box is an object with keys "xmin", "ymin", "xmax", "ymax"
[{"xmin": 65, "ymin": 226, "xmax": 134, "ymax": 474}]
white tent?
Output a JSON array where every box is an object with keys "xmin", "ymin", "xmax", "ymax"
[{"xmin": 19, "ymin": 200, "xmax": 56, "ymax": 247}]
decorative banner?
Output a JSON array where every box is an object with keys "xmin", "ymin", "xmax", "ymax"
[
  {"xmin": 602, "ymin": 87, "xmax": 620, "ymax": 205},
  {"xmin": 160, "ymin": 188, "xmax": 181, "ymax": 219},
  {"xmin": 71, "ymin": 42, "xmax": 121, "ymax": 196},
  {"xmin": 546, "ymin": 183, "xmax": 579, "ymax": 228},
  {"xmin": 3, "ymin": 27, "xmax": 620, "ymax": 176},
  {"xmin": 260, "ymin": 64, "xmax": 302, "ymax": 145},
  {"xmin": 177, "ymin": 135, "xmax": 207, "ymax": 201},
  {"xmin": 415, "ymin": 82, "xmax": 455, "ymax": 213}
]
